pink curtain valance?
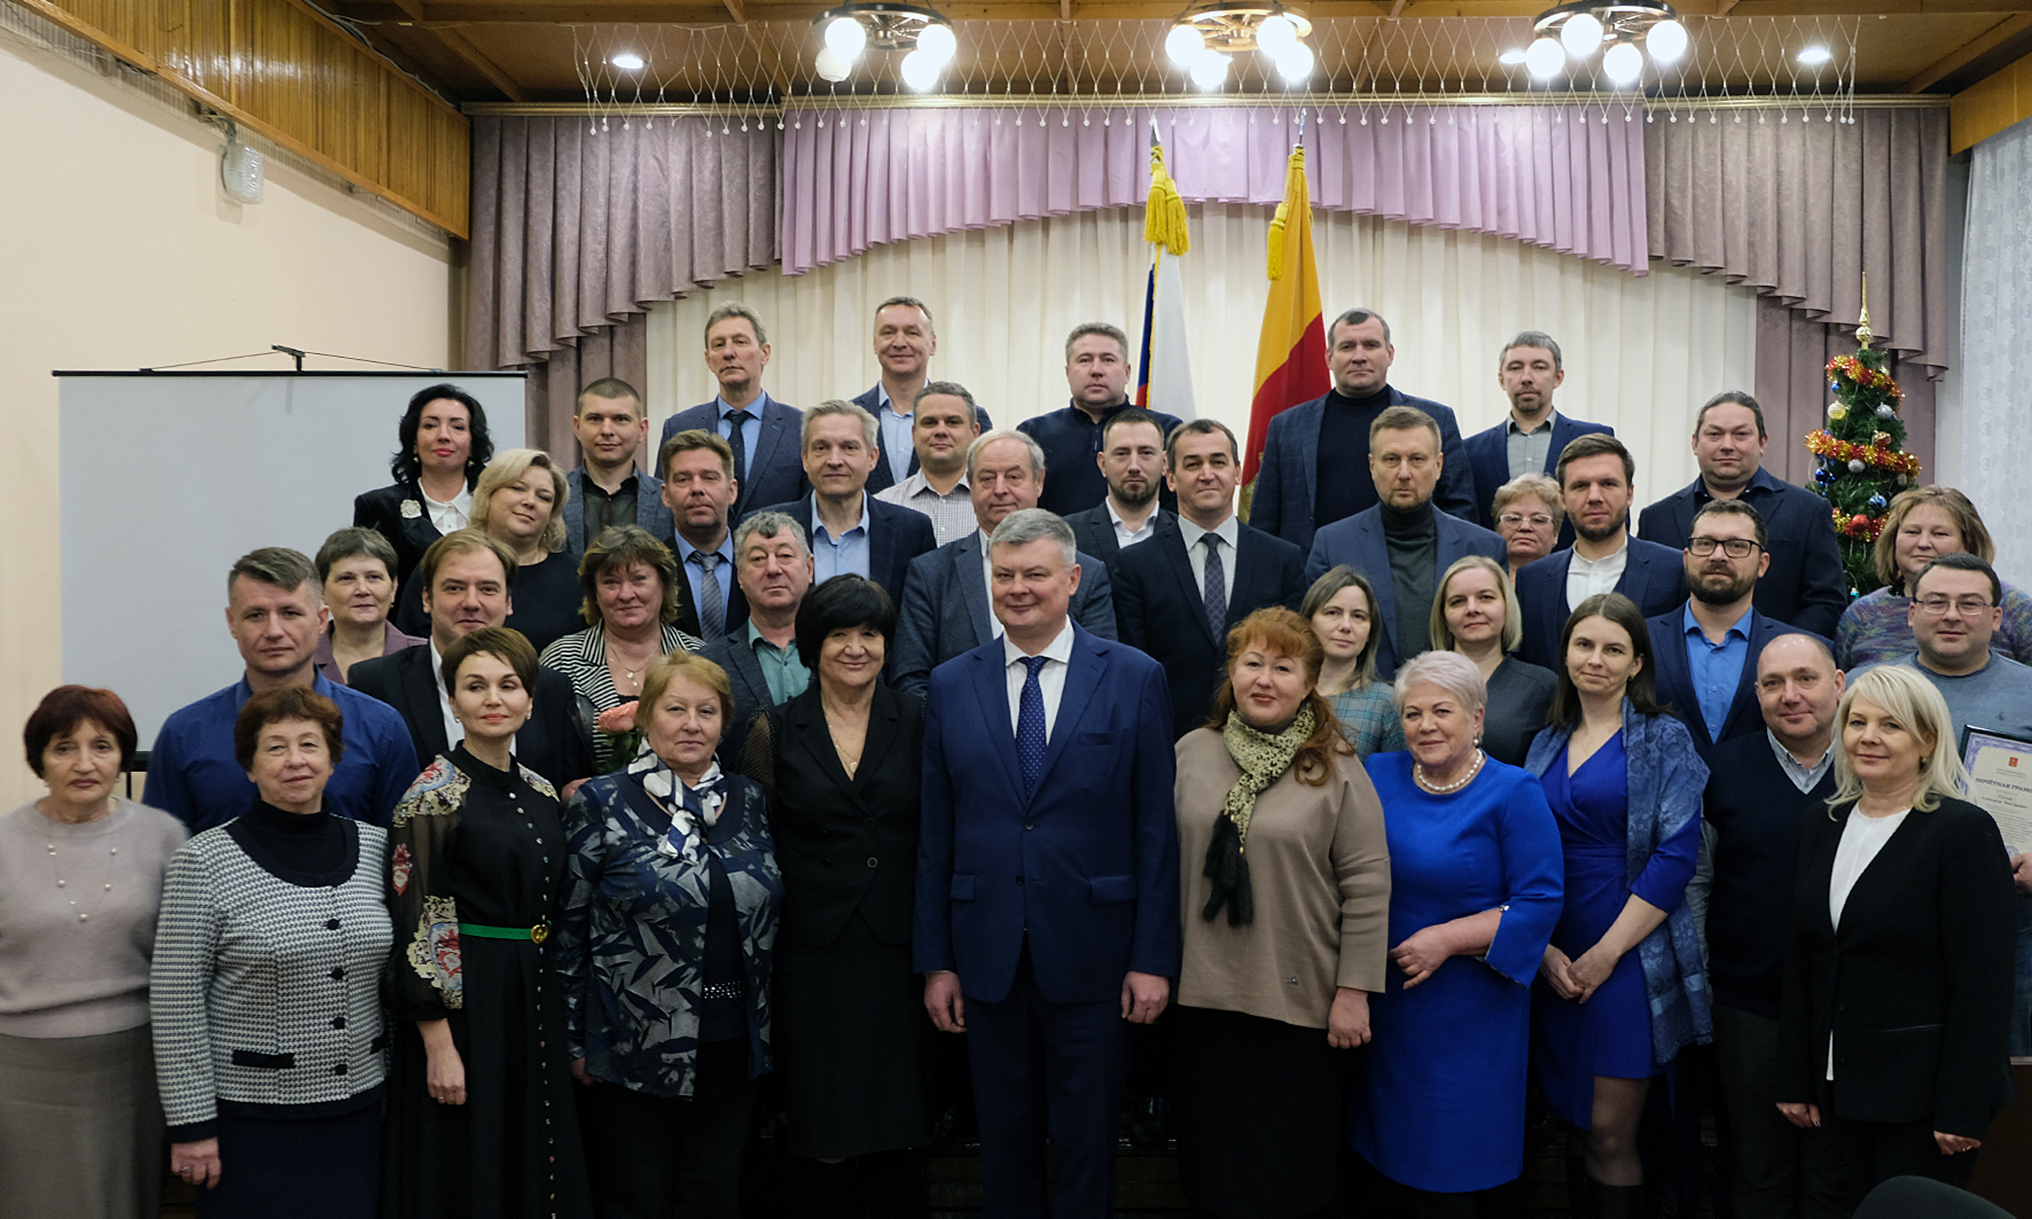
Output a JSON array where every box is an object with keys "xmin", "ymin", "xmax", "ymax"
[{"xmin": 780, "ymin": 104, "xmax": 1649, "ymax": 277}]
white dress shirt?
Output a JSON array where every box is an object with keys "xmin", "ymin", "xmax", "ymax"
[
  {"xmin": 1825, "ymin": 807, "xmax": 1909, "ymax": 1078},
  {"xmin": 978, "ymin": 529, "xmax": 1005, "ymax": 639},
  {"xmin": 1003, "ymin": 620, "xmax": 1077, "ymax": 743},
  {"xmin": 1176, "ymin": 514, "xmax": 1240, "ymax": 606},
  {"xmin": 1106, "ymin": 499, "xmax": 1161, "ymax": 551},
  {"xmin": 423, "ymin": 487, "xmax": 472, "ymax": 534},
  {"xmin": 429, "ymin": 639, "xmax": 466, "ymax": 753},
  {"xmin": 1566, "ymin": 536, "xmax": 1630, "ymax": 608}
]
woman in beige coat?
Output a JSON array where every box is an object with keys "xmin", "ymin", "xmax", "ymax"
[{"xmin": 1169, "ymin": 606, "xmax": 1393, "ymax": 1219}]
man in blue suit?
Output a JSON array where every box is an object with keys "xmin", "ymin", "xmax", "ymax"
[
  {"xmin": 1251, "ymin": 308, "xmax": 1477, "ymax": 553},
  {"xmin": 1304, "ymin": 407, "xmax": 1506, "ymax": 680},
  {"xmin": 749, "ymin": 399, "xmax": 936, "ymax": 604},
  {"xmin": 850, "ymin": 296, "xmax": 995, "ymax": 496},
  {"xmin": 1637, "ymin": 391, "xmax": 1847, "ymax": 637},
  {"xmin": 657, "ymin": 303, "xmax": 805, "ymax": 516},
  {"xmin": 1517, "ymin": 433, "xmax": 1688, "ymax": 670},
  {"xmin": 1644, "ymin": 500, "xmax": 1812, "ymax": 764},
  {"xmin": 562, "ymin": 378, "xmax": 674, "ymax": 557},
  {"xmin": 915, "ymin": 508, "xmax": 1180, "ymax": 1219},
  {"xmin": 1460, "ymin": 332, "xmax": 1614, "ymax": 540}
]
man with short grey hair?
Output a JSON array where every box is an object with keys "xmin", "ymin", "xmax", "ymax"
[
  {"xmin": 701, "ymin": 511, "xmax": 816, "ymax": 766},
  {"xmin": 892, "ymin": 431, "xmax": 1117, "ymax": 696},
  {"xmin": 751, "ymin": 398, "xmax": 937, "ymax": 601},
  {"xmin": 147, "ymin": 547, "xmax": 419, "ymax": 833},
  {"xmin": 658, "ymin": 303, "xmax": 806, "ymax": 515},
  {"xmin": 853, "ymin": 297, "xmax": 998, "ymax": 495},
  {"xmin": 875, "ymin": 381, "xmax": 985, "ymax": 546},
  {"xmin": 1461, "ymin": 331, "xmax": 1614, "ymax": 535},
  {"xmin": 916, "ymin": 506, "xmax": 1180, "ymax": 1219}
]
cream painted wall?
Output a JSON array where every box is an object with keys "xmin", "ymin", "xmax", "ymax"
[{"xmin": 0, "ymin": 22, "xmax": 455, "ymax": 806}]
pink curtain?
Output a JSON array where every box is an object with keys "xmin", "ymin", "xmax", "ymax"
[{"xmin": 780, "ymin": 104, "xmax": 1649, "ymax": 277}]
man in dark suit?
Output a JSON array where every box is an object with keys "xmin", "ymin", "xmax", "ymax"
[
  {"xmin": 750, "ymin": 399, "xmax": 937, "ymax": 604},
  {"xmin": 1062, "ymin": 407, "xmax": 1169, "ymax": 568},
  {"xmin": 1517, "ymin": 434, "xmax": 1688, "ymax": 670},
  {"xmin": 657, "ymin": 303, "xmax": 805, "ymax": 516},
  {"xmin": 351, "ymin": 530, "xmax": 594, "ymax": 795},
  {"xmin": 1251, "ymin": 307, "xmax": 1477, "ymax": 553},
  {"xmin": 1461, "ymin": 331, "xmax": 1614, "ymax": 540},
  {"xmin": 562, "ymin": 377, "xmax": 674, "ymax": 557},
  {"xmin": 1304, "ymin": 407, "xmax": 1506, "ymax": 679},
  {"xmin": 699, "ymin": 510, "xmax": 814, "ymax": 766},
  {"xmin": 1638, "ymin": 391, "xmax": 1846, "ymax": 637},
  {"xmin": 893, "ymin": 430, "xmax": 1118, "ymax": 697},
  {"xmin": 1645, "ymin": 500, "xmax": 1812, "ymax": 763},
  {"xmin": 1697, "ymin": 632, "xmax": 1847, "ymax": 1219},
  {"xmin": 852, "ymin": 296, "xmax": 995, "ymax": 496},
  {"xmin": 1117, "ymin": 419, "xmax": 1305, "ymax": 737},
  {"xmin": 659, "ymin": 429, "xmax": 749, "ymax": 641},
  {"xmin": 1018, "ymin": 322, "xmax": 1182, "ymax": 517},
  {"xmin": 915, "ymin": 507, "xmax": 1181, "ymax": 1219}
]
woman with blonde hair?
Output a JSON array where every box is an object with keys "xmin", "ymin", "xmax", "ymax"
[
  {"xmin": 396, "ymin": 449, "xmax": 581, "ymax": 652},
  {"xmin": 1492, "ymin": 474, "xmax": 1565, "ymax": 579},
  {"xmin": 1428, "ymin": 555, "xmax": 1555, "ymax": 767},
  {"xmin": 1775, "ymin": 665, "xmax": 2015, "ymax": 1206},
  {"xmin": 1836, "ymin": 485, "xmax": 2032, "ymax": 669}
]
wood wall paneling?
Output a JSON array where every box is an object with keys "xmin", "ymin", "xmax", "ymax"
[
  {"xmin": 4, "ymin": 0, "xmax": 469, "ymax": 235},
  {"xmin": 1952, "ymin": 49, "xmax": 2032, "ymax": 152}
]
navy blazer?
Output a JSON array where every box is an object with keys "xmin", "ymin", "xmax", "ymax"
[
  {"xmin": 348, "ymin": 645, "xmax": 595, "ymax": 790},
  {"xmin": 1302, "ymin": 506, "xmax": 1507, "ymax": 679},
  {"xmin": 748, "ymin": 494, "xmax": 937, "ymax": 606},
  {"xmin": 1113, "ymin": 515, "xmax": 1307, "ymax": 738},
  {"xmin": 1461, "ymin": 413, "xmax": 1615, "ymax": 539},
  {"xmin": 1515, "ymin": 538, "xmax": 1689, "ymax": 671},
  {"xmin": 700, "ymin": 625, "xmax": 778, "ymax": 770},
  {"xmin": 891, "ymin": 533, "xmax": 1118, "ymax": 698},
  {"xmin": 913, "ymin": 626, "xmax": 1182, "ymax": 1005},
  {"xmin": 1248, "ymin": 388, "xmax": 1478, "ymax": 554},
  {"xmin": 660, "ymin": 394, "xmax": 806, "ymax": 515},
  {"xmin": 1062, "ymin": 505, "xmax": 1169, "ymax": 570},
  {"xmin": 852, "ymin": 385, "xmax": 993, "ymax": 496},
  {"xmin": 1644, "ymin": 604, "xmax": 1815, "ymax": 762},
  {"xmin": 1637, "ymin": 469, "xmax": 1847, "ymax": 638},
  {"xmin": 562, "ymin": 466, "xmax": 675, "ymax": 558}
]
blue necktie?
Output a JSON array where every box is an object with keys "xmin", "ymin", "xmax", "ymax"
[{"xmin": 1016, "ymin": 655, "xmax": 1049, "ymax": 798}]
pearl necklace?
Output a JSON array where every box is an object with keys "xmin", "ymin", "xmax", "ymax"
[
  {"xmin": 46, "ymin": 838, "xmax": 119, "ymax": 924},
  {"xmin": 1416, "ymin": 749, "xmax": 1486, "ymax": 794}
]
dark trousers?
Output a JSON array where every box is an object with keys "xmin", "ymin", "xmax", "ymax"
[
  {"xmin": 1713, "ymin": 1004, "xmax": 1845, "ymax": 1219},
  {"xmin": 583, "ymin": 1041, "xmax": 756, "ymax": 1219},
  {"xmin": 1827, "ymin": 1114, "xmax": 1976, "ymax": 1212},
  {"xmin": 964, "ymin": 948, "xmax": 1129, "ymax": 1219}
]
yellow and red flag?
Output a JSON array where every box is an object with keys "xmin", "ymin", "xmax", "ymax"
[{"xmin": 1241, "ymin": 144, "xmax": 1328, "ymax": 511}]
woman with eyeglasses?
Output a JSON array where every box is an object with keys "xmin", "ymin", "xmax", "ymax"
[{"xmin": 1493, "ymin": 475, "xmax": 1565, "ymax": 580}]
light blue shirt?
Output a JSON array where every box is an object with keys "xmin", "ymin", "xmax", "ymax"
[
  {"xmin": 673, "ymin": 531, "xmax": 736, "ymax": 633},
  {"xmin": 811, "ymin": 493, "xmax": 872, "ymax": 582},
  {"xmin": 715, "ymin": 394, "xmax": 769, "ymax": 482},
  {"xmin": 873, "ymin": 385, "xmax": 915, "ymax": 485},
  {"xmin": 1683, "ymin": 601, "xmax": 1752, "ymax": 742}
]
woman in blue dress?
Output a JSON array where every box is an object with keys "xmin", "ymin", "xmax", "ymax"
[
  {"xmin": 1524, "ymin": 593, "xmax": 1711, "ymax": 1219},
  {"xmin": 1352, "ymin": 650, "xmax": 1565, "ymax": 1212}
]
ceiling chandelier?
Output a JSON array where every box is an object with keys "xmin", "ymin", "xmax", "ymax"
[
  {"xmin": 1164, "ymin": 3, "xmax": 1316, "ymax": 89},
  {"xmin": 1509, "ymin": 0, "xmax": 1688, "ymax": 85},
  {"xmin": 813, "ymin": 2, "xmax": 958, "ymax": 90}
]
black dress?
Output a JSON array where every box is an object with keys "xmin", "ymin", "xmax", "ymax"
[
  {"xmin": 381, "ymin": 747, "xmax": 592, "ymax": 1219},
  {"xmin": 1482, "ymin": 656, "xmax": 1558, "ymax": 767},
  {"xmin": 746, "ymin": 684, "xmax": 933, "ymax": 1159}
]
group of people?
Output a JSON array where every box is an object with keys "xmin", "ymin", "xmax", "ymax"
[{"xmin": 0, "ymin": 296, "xmax": 2024, "ymax": 1219}]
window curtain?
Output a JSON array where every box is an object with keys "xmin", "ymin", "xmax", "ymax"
[
  {"xmin": 466, "ymin": 114, "xmax": 780, "ymax": 456},
  {"xmin": 1958, "ymin": 116, "xmax": 2032, "ymax": 588},
  {"xmin": 1646, "ymin": 107, "xmax": 1949, "ymax": 483},
  {"xmin": 780, "ymin": 104, "xmax": 1649, "ymax": 277},
  {"xmin": 646, "ymin": 203, "xmax": 1758, "ymax": 500}
]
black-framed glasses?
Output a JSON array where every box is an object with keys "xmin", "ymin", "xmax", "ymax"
[
  {"xmin": 1915, "ymin": 595, "xmax": 1995, "ymax": 617},
  {"xmin": 1686, "ymin": 537, "xmax": 1762, "ymax": 559}
]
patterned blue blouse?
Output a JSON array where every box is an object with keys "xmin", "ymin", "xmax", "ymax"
[{"xmin": 554, "ymin": 744, "xmax": 783, "ymax": 1099}]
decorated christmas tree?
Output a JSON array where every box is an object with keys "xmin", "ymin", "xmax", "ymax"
[{"xmin": 1804, "ymin": 285, "xmax": 1922, "ymax": 599}]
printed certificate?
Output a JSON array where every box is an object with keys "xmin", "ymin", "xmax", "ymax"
[{"xmin": 1961, "ymin": 726, "xmax": 2032, "ymax": 854}]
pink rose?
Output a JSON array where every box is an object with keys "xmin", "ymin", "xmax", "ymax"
[{"xmin": 597, "ymin": 702, "xmax": 639, "ymax": 735}]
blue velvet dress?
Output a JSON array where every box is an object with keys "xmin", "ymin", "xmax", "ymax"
[
  {"xmin": 1350, "ymin": 753, "xmax": 1565, "ymax": 1192},
  {"xmin": 1531, "ymin": 733, "xmax": 1700, "ymax": 1129}
]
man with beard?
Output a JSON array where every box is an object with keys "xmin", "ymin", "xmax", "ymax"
[
  {"xmin": 1516, "ymin": 433, "xmax": 1687, "ymax": 669},
  {"xmin": 1063, "ymin": 408, "xmax": 1169, "ymax": 568},
  {"xmin": 1643, "ymin": 500, "xmax": 1815, "ymax": 764},
  {"xmin": 1461, "ymin": 331, "xmax": 1614, "ymax": 539}
]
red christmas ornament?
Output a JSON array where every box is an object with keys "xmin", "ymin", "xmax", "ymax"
[{"xmin": 1846, "ymin": 513, "xmax": 1871, "ymax": 537}]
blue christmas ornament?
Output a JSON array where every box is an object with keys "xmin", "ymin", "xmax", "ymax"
[
  {"xmin": 1814, "ymin": 466, "xmax": 1837, "ymax": 486},
  {"xmin": 1868, "ymin": 493, "xmax": 1888, "ymax": 512}
]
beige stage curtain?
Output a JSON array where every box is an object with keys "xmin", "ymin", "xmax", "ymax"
[{"xmin": 645, "ymin": 202, "xmax": 1758, "ymax": 505}]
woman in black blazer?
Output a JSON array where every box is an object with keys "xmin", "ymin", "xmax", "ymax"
[
  {"xmin": 742, "ymin": 574, "xmax": 931, "ymax": 1214},
  {"xmin": 1775, "ymin": 664, "xmax": 2016, "ymax": 1205},
  {"xmin": 353, "ymin": 384, "xmax": 496, "ymax": 585}
]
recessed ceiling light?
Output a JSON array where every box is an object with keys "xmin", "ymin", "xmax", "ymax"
[
  {"xmin": 609, "ymin": 52, "xmax": 647, "ymax": 70},
  {"xmin": 1499, "ymin": 48, "xmax": 1528, "ymax": 65},
  {"xmin": 1796, "ymin": 45, "xmax": 1832, "ymax": 65}
]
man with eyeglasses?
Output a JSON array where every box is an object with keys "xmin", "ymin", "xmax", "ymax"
[{"xmin": 1644, "ymin": 500, "xmax": 1816, "ymax": 764}]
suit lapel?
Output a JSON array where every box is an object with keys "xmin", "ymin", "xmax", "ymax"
[
  {"xmin": 1717, "ymin": 616, "xmax": 1770, "ymax": 742},
  {"xmin": 1230, "ymin": 526, "xmax": 1270, "ymax": 627},
  {"xmin": 856, "ymin": 686, "xmax": 905, "ymax": 796},
  {"xmin": 1297, "ymin": 401, "xmax": 1322, "ymax": 521},
  {"xmin": 402, "ymin": 649, "xmax": 451, "ymax": 758},
  {"xmin": 1156, "ymin": 524, "xmax": 1215, "ymax": 646},
  {"xmin": 1354, "ymin": 516, "xmax": 1396, "ymax": 658},
  {"xmin": 562, "ymin": 471, "xmax": 587, "ymax": 552},
  {"xmin": 1031, "ymin": 634, "xmax": 1105, "ymax": 799},
  {"xmin": 968, "ymin": 647, "xmax": 1024, "ymax": 796},
  {"xmin": 789, "ymin": 692, "xmax": 861, "ymax": 804},
  {"xmin": 955, "ymin": 535, "xmax": 993, "ymax": 644},
  {"xmin": 1653, "ymin": 617, "xmax": 1702, "ymax": 742},
  {"xmin": 867, "ymin": 501, "xmax": 895, "ymax": 593}
]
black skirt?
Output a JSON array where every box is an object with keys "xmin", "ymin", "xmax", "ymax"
[
  {"xmin": 196, "ymin": 1103, "xmax": 380, "ymax": 1219},
  {"xmin": 771, "ymin": 911, "xmax": 933, "ymax": 1159},
  {"xmin": 1171, "ymin": 1003, "xmax": 1350, "ymax": 1219}
]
